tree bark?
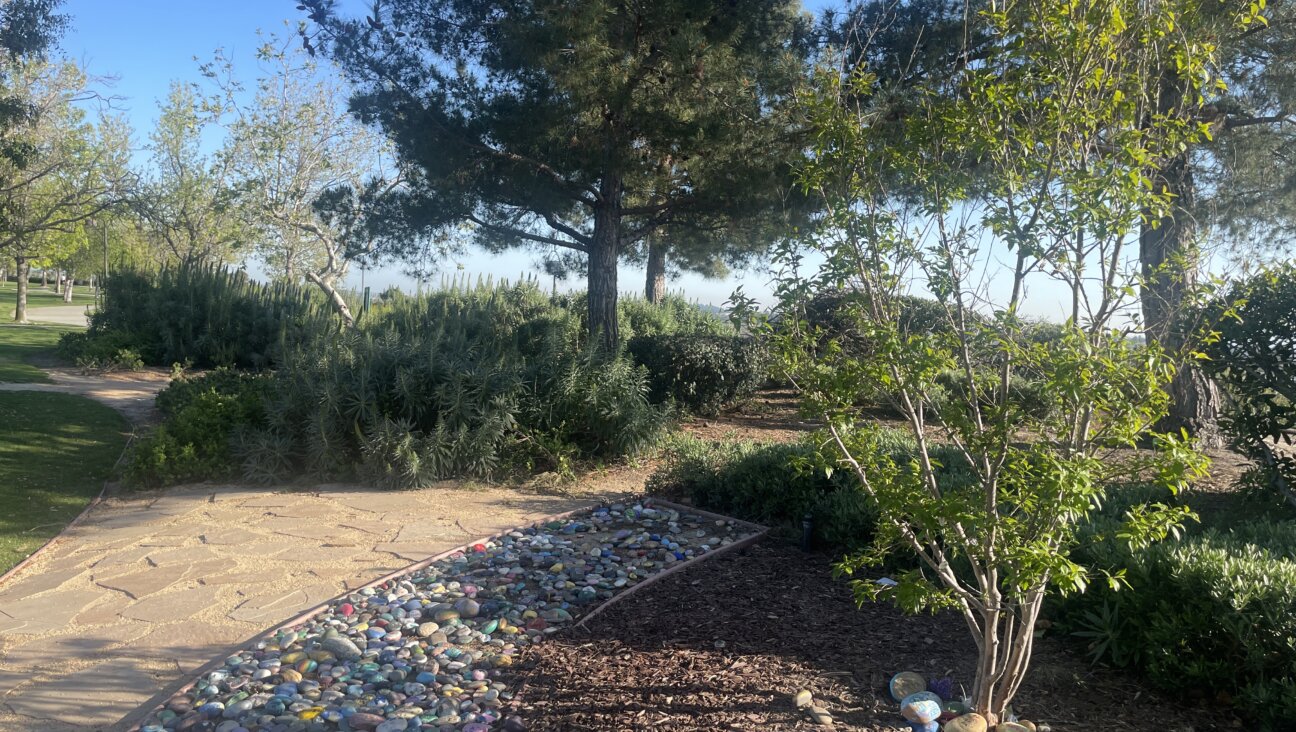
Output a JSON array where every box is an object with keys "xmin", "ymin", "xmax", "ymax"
[
  {"xmin": 40, "ymin": 267, "xmax": 47, "ymax": 289},
  {"xmin": 15, "ymin": 256, "xmax": 29, "ymax": 323},
  {"xmin": 588, "ymin": 176, "xmax": 622, "ymax": 350},
  {"xmin": 305, "ymin": 271, "xmax": 356, "ymax": 328},
  {"xmin": 1140, "ymin": 76, "xmax": 1221, "ymax": 444},
  {"xmin": 63, "ymin": 269, "xmax": 74, "ymax": 302},
  {"xmin": 645, "ymin": 239, "xmax": 666, "ymax": 305}
]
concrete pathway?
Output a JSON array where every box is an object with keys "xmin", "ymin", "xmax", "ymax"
[{"xmin": 0, "ymin": 482, "xmax": 615, "ymax": 731}]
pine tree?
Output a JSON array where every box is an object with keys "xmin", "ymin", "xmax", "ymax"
[{"xmin": 300, "ymin": 0, "xmax": 811, "ymax": 348}]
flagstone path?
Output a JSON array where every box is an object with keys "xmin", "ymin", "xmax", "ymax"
[{"xmin": 0, "ymin": 482, "xmax": 616, "ymax": 731}]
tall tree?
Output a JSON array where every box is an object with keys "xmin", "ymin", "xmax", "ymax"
[
  {"xmin": 1138, "ymin": 0, "xmax": 1296, "ymax": 440},
  {"xmin": 301, "ymin": 0, "xmax": 811, "ymax": 348},
  {"xmin": 132, "ymin": 83, "xmax": 245, "ymax": 267},
  {"xmin": 0, "ymin": 61, "xmax": 130, "ymax": 322},
  {"xmin": 205, "ymin": 32, "xmax": 390, "ymax": 326}
]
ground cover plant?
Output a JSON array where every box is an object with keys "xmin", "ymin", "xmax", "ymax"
[
  {"xmin": 750, "ymin": 1, "xmax": 1253, "ymax": 723},
  {"xmin": 0, "ymin": 390, "xmax": 129, "ymax": 572},
  {"xmin": 0, "ymin": 323, "xmax": 77, "ymax": 383}
]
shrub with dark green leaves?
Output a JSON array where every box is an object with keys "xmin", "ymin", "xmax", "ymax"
[
  {"xmin": 627, "ymin": 334, "xmax": 768, "ymax": 416},
  {"xmin": 647, "ymin": 434, "xmax": 877, "ymax": 548},
  {"xmin": 1050, "ymin": 483, "xmax": 1296, "ymax": 729},
  {"xmin": 126, "ymin": 370, "xmax": 273, "ymax": 487}
]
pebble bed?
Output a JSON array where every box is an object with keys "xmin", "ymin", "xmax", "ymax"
[{"xmin": 137, "ymin": 502, "xmax": 757, "ymax": 732}]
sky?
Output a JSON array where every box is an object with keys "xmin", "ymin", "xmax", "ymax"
[{"xmin": 57, "ymin": 0, "xmax": 1084, "ymax": 319}]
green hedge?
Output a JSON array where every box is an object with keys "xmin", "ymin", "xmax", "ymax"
[{"xmin": 627, "ymin": 334, "xmax": 768, "ymax": 416}]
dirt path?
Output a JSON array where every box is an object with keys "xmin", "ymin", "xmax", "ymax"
[
  {"xmin": 20, "ymin": 305, "xmax": 92, "ymax": 327},
  {"xmin": 0, "ymin": 481, "xmax": 630, "ymax": 732},
  {"xmin": 0, "ymin": 368, "xmax": 170, "ymax": 425}
]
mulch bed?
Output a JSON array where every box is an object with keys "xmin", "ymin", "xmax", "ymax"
[{"xmin": 503, "ymin": 541, "xmax": 1241, "ymax": 731}]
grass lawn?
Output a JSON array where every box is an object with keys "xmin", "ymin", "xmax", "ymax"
[
  {"xmin": 0, "ymin": 323, "xmax": 78, "ymax": 383},
  {"xmin": 0, "ymin": 281, "xmax": 98, "ymax": 311},
  {"xmin": 0, "ymin": 391, "xmax": 129, "ymax": 573}
]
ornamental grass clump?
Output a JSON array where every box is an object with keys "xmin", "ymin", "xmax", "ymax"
[{"xmin": 758, "ymin": 0, "xmax": 1262, "ymax": 722}]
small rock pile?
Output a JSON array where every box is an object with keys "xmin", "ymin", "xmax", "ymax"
[
  {"xmin": 891, "ymin": 671, "xmax": 1049, "ymax": 732},
  {"xmin": 138, "ymin": 502, "xmax": 754, "ymax": 732}
]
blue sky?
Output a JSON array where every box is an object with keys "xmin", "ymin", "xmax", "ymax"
[{"xmin": 57, "ymin": 0, "xmax": 1083, "ymax": 319}]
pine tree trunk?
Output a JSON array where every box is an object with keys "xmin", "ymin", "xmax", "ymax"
[
  {"xmin": 15, "ymin": 256, "xmax": 29, "ymax": 323},
  {"xmin": 588, "ymin": 177, "xmax": 622, "ymax": 350},
  {"xmin": 645, "ymin": 239, "xmax": 666, "ymax": 305},
  {"xmin": 1140, "ymin": 75, "xmax": 1220, "ymax": 444}
]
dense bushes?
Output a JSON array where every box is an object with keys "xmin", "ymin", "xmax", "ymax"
[
  {"xmin": 128, "ymin": 281, "xmax": 669, "ymax": 489},
  {"xmin": 1050, "ymin": 484, "xmax": 1296, "ymax": 729},
  {"xmin": 126, "ymin": 369, "xmax": 273, "ymax": 487},
  {"xmin": 65, "ymin": 264, "xmax": 330, "ymax": 369},
  {"xmin": 627, "ymin": 334, "xmax": 768, "ymax": 416}
]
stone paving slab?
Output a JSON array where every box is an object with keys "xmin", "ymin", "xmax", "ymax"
[{"xmin": 0, "ymin": 482, "xmax": 615, "ymax": 731}]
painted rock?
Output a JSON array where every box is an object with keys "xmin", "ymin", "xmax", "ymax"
[
  {"xmin": 928, "ymin": 676, "xmax": 955, "ymax": 700},
  {"xmin": 900, "ymin": 699, "xmax": 942, "ymax": 724},
  {"xmin": 793, "ymin": 689, "xmax": 813, "ymax": 708},
  {"xmin": 901, "ymin": 691, "xmax": 943, "ymax": 709},
  {"xmin": 945, "ymin": 712, "xmax": 989, "ymax": 732},
  {"xmin": 908, "ymin": 723, "xmax": 939, "ymax": 732},
  {"xmin": 889, "ymin": 671, "xmax": 927, "ymax": 702}
]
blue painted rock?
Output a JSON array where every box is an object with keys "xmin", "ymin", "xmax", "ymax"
[
  {"xmin": 908, "ymin": 723, "xmax": 939, "ymax": 732},
  {"xmin": 901, "ymin": 698, "xmax": 942, "ymax": 724},
  {"xmin": 944, "ymin": 713, "xmax": 989, "ymax": 732},
  {"xmin": 889, "ymin": 671, "xmax": 927, "ymax": 702},
  {"xmin": 901, "ymin": 691, "xmax": 944, "ymax": 709}
]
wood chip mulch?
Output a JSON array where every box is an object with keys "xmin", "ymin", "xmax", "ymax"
[{"xmin": 502, "ymin": 542, "xmax": 1242, "ymax": 731}]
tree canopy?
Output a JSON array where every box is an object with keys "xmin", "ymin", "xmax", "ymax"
[{"xmin": 301, "ymin": 0, "xmax": 812, "ymax": 346}]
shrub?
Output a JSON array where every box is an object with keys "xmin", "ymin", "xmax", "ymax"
[
  {"xmin": 126, "ymin": 370, "xmax": 273, "ymax": 487},
  {"xmin": 237, "ymin": 281, "xmax": 665, "ymax": 488},
  {"xmin": 1052, "ymin": 488, "xmax": 1296, "ymax": 729},
  {"xmin": 57, "ymin": 330, "xmax": 145, "ymax": 372},
  {"xmin": 647, "ymin": 434, "xmax": 876, "ymax": 548},
  {"xmin": 84, "ymin": 263, "xmax": 331, "ymax": 369},
  {"xmin": 627, "ymin": 334, "xmax": 768, "ymax": 416}
]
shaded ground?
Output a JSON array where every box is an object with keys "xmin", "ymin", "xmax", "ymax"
[
  {"xmin": 0, "ymin": 324, "xmax": 78, "ymax": 383},
  {"xmin": 0, "ymin": 392, "xmax": 131, "ymax": 574},
  {"xmin": 506, "ymin": 541, "xmax": 1241, "ymax": 732},
  {"xmin": 0, "ymin": 482, "xmax": 626, "ymax": 732}
]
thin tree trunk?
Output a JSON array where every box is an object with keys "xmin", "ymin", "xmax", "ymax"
[
  {"xmin": 63, "ymin": 269, "xmax": 74, "ymax": 303},
  {"xmin": 1140, "ymin": 74, "xmax": 1221, "ymax": 444},
  {"xmin": 15, "ymin": 256, "xmax": 29, "ymax": 323},
  {"xmin": 588, "ymin": 176, "xmax": 622, "ymax": 350},
  {"xmin": 40, "ymin": 268, "xmax": 47, "ymax": 289},
  {"xmin": 645, "ymin": 239, "xmax": 666, "ymax": 305},
  {"xmin": 305, "ymin": 271, "xmax": 355, "ymax": 328}
]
